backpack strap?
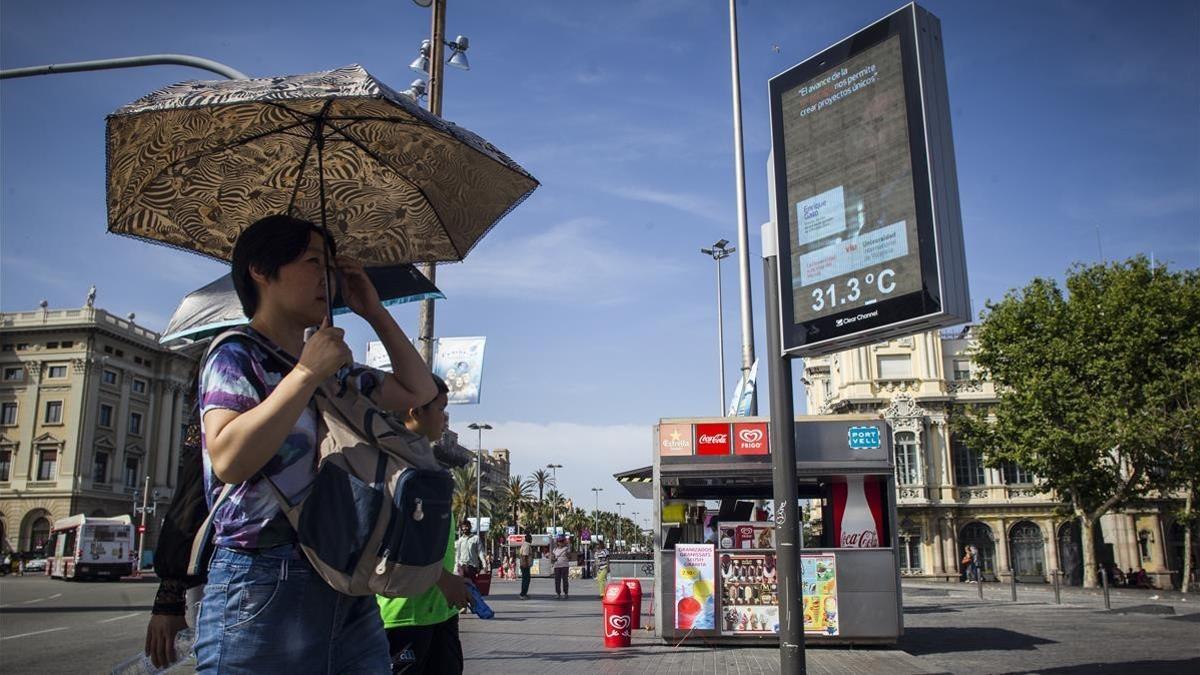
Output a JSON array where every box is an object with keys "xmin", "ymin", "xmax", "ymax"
[{"xmin": 186, "ymin": 482, "xmax": 234, "ymax": 576}]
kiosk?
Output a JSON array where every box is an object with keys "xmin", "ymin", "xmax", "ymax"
[{"xmin": 653, "ymin": 415, "xmax": 902, "ymax": 645}]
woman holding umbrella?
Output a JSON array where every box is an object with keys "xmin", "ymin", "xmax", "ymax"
[{"xmin": 194, "ymin": 214, "xmax": 437, "ymax": 673}]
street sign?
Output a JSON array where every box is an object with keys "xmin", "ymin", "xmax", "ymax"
[
  {"xmin": 768, "ymin": 3, "xmax": 969, "ymax": 356},
  {"xmin": 137, "ymin": 525, "xmax": 146, "ymax": 533},
  {"xmin": 506, "ymin": 525, "xmax": 516, "ymax": 536},
  {"xmin": 581, "ymin": 528, "xmax": 591, "ymax": 542}
]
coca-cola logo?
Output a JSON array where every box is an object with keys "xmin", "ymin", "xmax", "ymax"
[
  {"xmin": 840, "ymin": 530, "xmax": 880, "ymax": 548},
  {"xmin": 738, "ymin": 429, "xmax": 763, "ymax": 444},
  {"xmin": 695, "ymin": 423, "xmax": 732, "ymax": 456},
  {"xmin": 697, "ymin": 433, "xmax": 728, "ymax": 444}
]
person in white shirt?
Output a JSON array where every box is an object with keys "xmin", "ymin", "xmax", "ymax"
[
  {"xmin": 518, "ymin": 538, "xmax": 534, "ymax": 599},
  {"xmin": 454, "ymin": 521, "xmax": 482, "ymax": 580},
  {"xmin": 551, "ymin": 536, "xmax": 572, "ymax": 600}
]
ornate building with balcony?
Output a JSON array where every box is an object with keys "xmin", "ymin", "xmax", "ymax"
[
  {"xmin": 804, "ymin": 326, "xmax": 1192, "ymax": 587},
  {"xmin": 0, "ymin": 300, "xmax": 196, "ymax": 556}
]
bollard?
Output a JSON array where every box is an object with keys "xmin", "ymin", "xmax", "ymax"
[
  {"xmin": 977, "ymin": 574, "xmax": 984, "ymax": 600},
  {"xmin": 1100, "ymin": 568, "xmax": 1111, "ymax": 609},
  {"xmin": 1053, "ymin": 570, "xmax": 1061, "ymax": 605},
  {"xmin": 1011, "ymin": 572, "xmax": 1018, "ymax": 602}
]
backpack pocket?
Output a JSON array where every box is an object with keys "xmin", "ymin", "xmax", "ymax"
[
  {"xmin": 297, "ymin": 461, "xmax": 384, "ymax": 574},
  {"xmin": 376, "ymin": 468, "xmax": 454, "ymax": 569}
]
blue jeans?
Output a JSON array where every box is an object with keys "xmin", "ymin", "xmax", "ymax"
[{"xmin": 195, "ymin": 545, "xmax": 390, "ymax": 674}]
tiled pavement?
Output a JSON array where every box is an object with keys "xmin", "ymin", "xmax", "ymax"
[{"xmin": 460, "ymin": 577, "xmax": 939, "ymax": 674}]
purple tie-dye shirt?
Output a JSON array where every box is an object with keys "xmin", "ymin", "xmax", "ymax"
[{"xmin": 198, "ymin": 327, "xmax": 386, "ymax": 550}]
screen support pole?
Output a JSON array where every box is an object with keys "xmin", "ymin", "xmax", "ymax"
[{"xmin": 763, "ymin": 223, "xmax": 806, "ymax": 673}]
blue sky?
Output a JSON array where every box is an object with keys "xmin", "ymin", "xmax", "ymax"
[{"xmin": 2, "ymin": 0, "xmax": 1197, "ymax": 523}]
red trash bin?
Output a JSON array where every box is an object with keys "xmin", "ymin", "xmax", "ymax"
[
  {"xmin": 602, "ymin": 581, "xmax": 633, "ymax": 648},
  {"xmin": 474, "ymin": 570, "xmax": 492, "ymax": 596},
  {"xmin": 623, "ymin": 578, "xmax": 642, "ymax": 629}
]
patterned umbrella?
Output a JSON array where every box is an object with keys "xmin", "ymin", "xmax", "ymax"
[
  {"xmin": 160, "ymin": 263, "xmax": 443, "ymax": 344},
  {"xmin": 105, "ymin": 64, "xmax": 538, "ymax": 265}
]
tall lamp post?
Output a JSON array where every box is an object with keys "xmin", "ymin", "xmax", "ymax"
[
  {"xmin": 615, "ymin": 501, "xmax": 626, "ymax": 551},
  {"xmin": 727, "ymin": 0, "xmax": 757, "ymax": 414},
  {"xmin": 590, "ymin": 487, "xmax": 603, "ymax": 573},
  {"xmin": 547, "ymin": 463, "xmax": 563, "ymax": 535},
  {"xmin": 701, "ymin": 239, "xmax": 734, "ymax": 414},
  {"xmin": 467, "ymin": 422, "xmax": 491, "ymax": 535},
  {"xmin": 408, "ymin": 0, "xmax": 472, "ymax": 365}
]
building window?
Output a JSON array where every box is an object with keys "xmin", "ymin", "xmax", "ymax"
[
  {"xmin": 98, "ymin": 403, "xmax": 114, "ymax": 428},
  {"xmin": 37, "ymin": 447, "xmax": 57, "ymax": 480},
  {"xmin": 877, "ymin": 355, "xmax": 912, "ymax": 380},
  {"xmin": 953, "ymin": 359, "xmax": 971, "ymax": 381},
  {"xmin": 1, "ymin": 344, "xmax": 11, "ymax": 351},
  {"xmin": 952, "ymin": 436, "xmax": 986, "ymax": 486},
  {"xmin": 1138, "ymin": 530, "xmax": 1153, "ymax": 562},
  {"xmin": 61, "ymin": 341, "xmax": 73, "ymax": 349},
  {"xmin": 895, "ymin": 432, "xmax": 921, "ymax": 485},
  {"xmin": 132, "ymin": 378, "xmax": 147, "ymax": 395},
  {"xmin": 124, "ymin": 455, "xmax": 140, "ymax": 489},
  {"xmin": 16, "ymin": 343, "xmax": 29, "ymax": 351},
  {"xmin": 1001, "ymin": 461, "xmax": 1034, "ymax": 485},
  {"xmin": 102, "ymin": 369, "xmax": 119, "ymax": 386},
  {"xmin": 1, "ymin": 402, "xmax": 16, "ymax": 426},
  {"xmin": 46, "ymin": 342, "xmax": 59, "ymax": 349},
  {"xmin": 44, "ymin": 401, "xmax": 63, "ymax": 424},
  {"xmin": 47, "ymin": 364, "xmax": 68, "ymax": 379},
  {"xmin": 29, "ymin": 517, "xmax": 51, "ymax": 551},
  {"xmin": 128, "ymin": 412, "xmax": 143, "ymax": 436},
  {"xmin": 899, "ymin": 530, "xmax": 923, "ymax": 573},
  {"xmin": 0, "ymin": 449, "xmax": 11, "ymax": 481},
  {"xmin": 93, "ymin": 450, "xmax": 110, "ymax": 484},
  {"xmin": 3, "ymin": 367, "xmax": 23, "ymax": 382}
]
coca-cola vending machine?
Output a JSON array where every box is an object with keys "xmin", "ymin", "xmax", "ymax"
[{"xmin": 829, "ymin": 476, "xmax": 886, "ymax": 548}]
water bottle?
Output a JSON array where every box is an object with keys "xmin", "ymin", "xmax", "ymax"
[
  {"xmin": 466, "ymin": 583, "xmax": 495, "ymax": 619},
  {"xmin": 111, "ymin": 628, "xmax": 195, "ymax": 675}
]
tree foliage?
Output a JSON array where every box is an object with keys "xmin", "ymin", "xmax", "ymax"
[{"xmin": 955, "ymin": 257, "xmax": 1198, "ymax": 587}]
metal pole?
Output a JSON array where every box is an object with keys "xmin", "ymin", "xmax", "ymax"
[
  {"xmin": 1010, "ymin": 572, "xmax": 1017, "ymax": 602},
  {"xmin": 978, "ymin": 573, "xmax": 984, "ymax": 600},
  {"xmin": 1101, "ymin": 565, "xmax": 1111, "ymax": 609},
  {"xmin": 716, "ymin": 255, "xmax": 727, "ymax": 415},
  {"xmin": 1053, "ymin": 569, "xmax": 1061, "ymax": 604},
  {"xmin": 0, "ymin": 53, "xmax": 248, "ymax": 80},
  {"xmin": 762, "ymin": 223, "xmax": 805, "ymax": 673},
  {"xmin": 550, "ymin": 466, "xmax": 558, "ymax": 536},
  {"xmin": 475, "ymin": 425, "xmax": 482, "ymax": 535},
  {"xmin": 727, "ymin": 0, "xmax": 757, "ymax": 415},
  {"xmin": 136, "ymin": 475, "xmax": 150, "ymax": 572},
  {"xmin": 417, "ymin": 0, "xmax": 448, "ymax": 365}
]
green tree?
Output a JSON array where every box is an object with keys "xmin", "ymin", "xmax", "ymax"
[
  {"xmin": 530, "ymin": 468, "xmax": 555, "ymax": 504},
  {"xmin": 955, "ymin": 258, "xmax": 1197, "ymax": 588},
  {"xmin": 452, "ymin": 464, "xmax": 490, "ymax": 525},
  {"xmin": 501, "ymin": 475, "xmax": 535, "ymax": 532}
]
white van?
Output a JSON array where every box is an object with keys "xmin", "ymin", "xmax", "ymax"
[{"xmin": 47, "ymin": 514, "xmax": 136, "ymax": 580}]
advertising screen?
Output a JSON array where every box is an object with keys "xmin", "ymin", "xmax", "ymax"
[{"xmin": 769, "ymin": 4, "xmax": 969, "ymax": 355}]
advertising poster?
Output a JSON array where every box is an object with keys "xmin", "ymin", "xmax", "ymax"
[
  {"xmin": 718, "ymin": 522, "xmax": 776, "ymax": 550},
  {"xmin": 801, "ymin": 554, "xmax": 840, "ymax": 636},
  {"xmin": 674, "ymin": 544, "xmax": 716, "ymax": 630},
  {"xmin": 719, "ymin": 552, "xmax": 779, "ymax": 634},
  {"xmin": 431, "ymin": 336, "xmax": 487, "ymax": 405}
]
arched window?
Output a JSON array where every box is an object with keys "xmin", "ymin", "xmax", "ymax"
[
  {"xmin": 1009, "ymin": 521, "xmax": 1045, "ymax": 580},
  {"xmin": 959, "ymin": 522, "xmax": 995, "ymax": 578},
  {"xmin": 895, "ymin": 432, "xmax": 921, "ymax": 485},
  {"xmin": 952, "ymin": 436, "xmax": 985, "ymax": 486},
  {"xmin": 29, "ymin": 517, "xmax": 51, "ymax": 553}
]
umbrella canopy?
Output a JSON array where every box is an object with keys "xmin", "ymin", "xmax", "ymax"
[
  {"xmin": 106, "ymin": 64, "xmax": 538, "ymax": 265},
  {"xmin": 160, "ymin": 263, "xmax": 443, "ymax": 343}
]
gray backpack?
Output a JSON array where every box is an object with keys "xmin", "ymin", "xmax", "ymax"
[{"xmin": 189, "ymin": 329, "xmax": 453, "ymax": 598}]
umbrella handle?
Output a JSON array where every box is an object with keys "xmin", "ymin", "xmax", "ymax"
[{"xmin": 314, "ymin": 101, "xmax": 335, "ymax": 326}]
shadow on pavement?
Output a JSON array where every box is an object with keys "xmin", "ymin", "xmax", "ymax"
[
  {"xmin": 999, "ymin": 657, "xmax": 1200, "ymax": 674},
  {"xmin": 899, "ymin": 626, "xmax": 1056, "ymax": 655},
  {"xmin": 902, "ymin": 605, "xmax": 960, "ymax": 614},
  {"xmin": 0, "ymin": 605, "xmax": 151, "ymax": 614},
  {"xmin": 467, "ymin": 648, "xmax": 652, "ymax": 662},
  {"xmin": 1102, "ymin": 604, "xmax": 1176, "ymax": 615}
]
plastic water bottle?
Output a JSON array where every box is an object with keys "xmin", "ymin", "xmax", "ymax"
[
  {"xmin": 466, "ymin": 583, "xmax": 495, "ymax": 619},
  {"xmin": 111, "ymin": 628, "xmax": 195, "ymax": 675}
]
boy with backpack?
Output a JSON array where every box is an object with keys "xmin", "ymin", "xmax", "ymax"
[{"xmin": 378, "ymin": 374, "xmax": 474, "ymax": 674}]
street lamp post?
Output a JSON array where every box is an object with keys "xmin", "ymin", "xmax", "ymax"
[
  {"xmin": 590, "ymin": 487, "xmax": 603, "ymax": 573},
  {"xmin": 701, "ymin": 239, "xmax": 734, "ymax": 414},
  {"xmin": 409, "ymin": 0, "xmax": 472, "ymax": 365},
  {"xmin": 615, "ymin": 501, "xmax": 625, "ymax": 551},
  {"xmin": 467, "ymin": 422, "xmax": 491, "ymax": 535},
  {"xmin": 547, "ymin": 463, "xmax": 563, "ymax": 536},
  {"xmin": 132, "ymin": 476, "xmax": 159, "ymax": 573},
  {"xmin": 726, "ymin": 0, "xmax": 757, "ymax": 414}
]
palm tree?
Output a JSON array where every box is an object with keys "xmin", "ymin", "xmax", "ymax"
[
  {"xmin": 500, "ymin": 475, "xmax": 535, "ymax": 532},
  {"xmin": 452, "ymin": 464, "xmax": 490, "ymax": 525},
  {"xmin": 530, "ymin": 468, "xmax": 555, "ymax": 504}
]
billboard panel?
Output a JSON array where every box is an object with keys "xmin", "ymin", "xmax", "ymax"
[
  {"xmin": 768, "ymin": 3, "xmax": 969, "ymax": 356},
  {"xmin": 432, "ymin": 337, "xmax": 487, "ymax": 405}
]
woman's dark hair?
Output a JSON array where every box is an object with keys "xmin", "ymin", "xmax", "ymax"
[{"xmin": 231, "ymin": 215, "xmax": 337, "ymax": 318}]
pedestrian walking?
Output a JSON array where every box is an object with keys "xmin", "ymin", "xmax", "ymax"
[
  {"xmin": 551, "ymin": 535, "xmax": 571, "ymax": 599},
  {"xmin": 969, "ymin": 545, "xmax": 982, "ymax": 582},
  {"xmin": 378, "ymin": 374, "xmax": 474, "ymax": 675},
  {"xmin": 960, "ymin": 545, "xmax": 972, "ymax": 582},
  {"xmin": 518, "ymin": 538, "xmax": 534, "ymax": 599},
  {"xmin": 594, "ymin": 544, "xmax": 610, "ymax": 596},
  {"xmin": 191, "ymin": 215, "xmax": 438, "ymax": 673}
]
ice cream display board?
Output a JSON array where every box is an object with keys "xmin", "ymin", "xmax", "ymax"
[{"xmin": 718, "ymin": 550, "xmax": 838, "ymax": 637}]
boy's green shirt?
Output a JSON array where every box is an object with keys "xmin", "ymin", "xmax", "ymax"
[{"xmin": 377, "ymin": 519, "xmax": 457, "ymax": 628}]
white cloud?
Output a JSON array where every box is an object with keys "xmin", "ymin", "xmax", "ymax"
[
  {"xmin": 458, "ymin": 420, "xmax": 652, "ymax": 516},
  {"xmin": 436, "ymin": 218, "xmax": 683, "ymax": 303},
  {"xmin": 605, "ymin": 185, "xmax": 729, "ymax": 224}
]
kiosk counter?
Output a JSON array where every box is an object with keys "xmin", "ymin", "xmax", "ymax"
[{"xmin": 653, "ymin": 415, "xmax": 903, "ymax": 645}]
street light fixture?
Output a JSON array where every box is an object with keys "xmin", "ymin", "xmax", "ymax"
[
  {"xmin": 547, "ymin": 463, "xmax": 563, "ymax": 536},
  {"xmin": 467, "ymin": 422, "xmax": 492, "ymax": 534},
  {"xmin": 615, "ymin": 501, "xmax": 625, "ymax": 550},
  {"xmin": 401, "ymin": 78, "xmax": 428, "ymax": 101},
  {"xmin": 701, "ymin": 238, "xmax": 735, "ymax": 414}
]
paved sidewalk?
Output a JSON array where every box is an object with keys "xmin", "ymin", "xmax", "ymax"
[{"xmin": 460, "ymin": 577, "xmax": 938, "ymax": 675}]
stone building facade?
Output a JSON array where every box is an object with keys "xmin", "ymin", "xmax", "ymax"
[
  {"xmin": 0, "ymin": 304, "xmax": 195, "ymax": 557},
  {"xmin": 804, "ymin": 326, "xmax": 1195, "ymax": 588}
]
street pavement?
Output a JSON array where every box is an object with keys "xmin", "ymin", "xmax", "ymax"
[{"xmin": 3, "ymin": 573, "xmax": 1199, "ymax": 673}]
